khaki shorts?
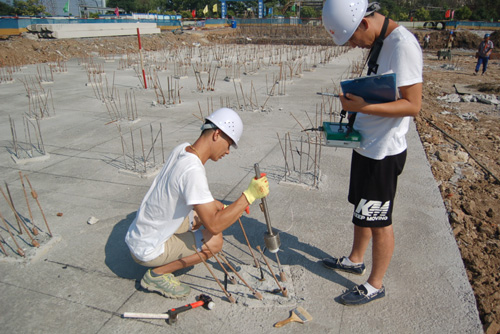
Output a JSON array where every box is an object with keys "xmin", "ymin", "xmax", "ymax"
[{"xmin": 131, "ymin": 213, "xmax": 204, "ymax": 268}]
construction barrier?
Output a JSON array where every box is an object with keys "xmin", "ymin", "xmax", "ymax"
[
  {"xmin": 27, "ymin": 22, "xmax": 161, "ymax": 39},
  {"xmin": 0, "ymin": 16, "xmax": 180, "ymax": 37}
]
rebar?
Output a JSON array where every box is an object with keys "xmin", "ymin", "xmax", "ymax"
[
  {"xmin": 23, "ymin": 174, "xmax": 52, "ymax": 237},
  {"xmin": 0, "ymin": 206, "xmax": 25, "ymax": 257},
  {"xmin": 0, "ymin": 184, "xmax": 39, "ymax": 247},
  {"xmin": 19, "ymin": 171, "xmax": 38, "ymax": 236},
  {"xmin": 192, "ymin": 245, "xmax": 236, "ymax": 303},
  {"xmin": 256, "ymin": 246, "xmax": 287, "ymax": 297}
]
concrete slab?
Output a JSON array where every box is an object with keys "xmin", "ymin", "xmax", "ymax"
[
  {"xmin": 30, "ymin": 23, "xmax": 161, "ymax": 39},
  {"xmin": 0, "ymin": 45, "xmax": 482, "ymax": 333}
]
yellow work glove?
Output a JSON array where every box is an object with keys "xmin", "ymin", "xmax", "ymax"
[{"xmin": 243, "ymin": 173, "xmax": 269, "ymax": 205}]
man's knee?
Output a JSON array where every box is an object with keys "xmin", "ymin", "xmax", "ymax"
[
  {"xmin": 370, "ymin": 225, "xmax": 394, "ymax": 240},
  {"xmin": 203, "ymin": 231, "xmax": 223, "ymax": 253}
]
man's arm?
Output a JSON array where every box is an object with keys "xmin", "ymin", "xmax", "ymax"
[
  {"xmin": 339, "ymin": 82, "xmax": 422, "ymax": 118},
  {"xmin": 193, "ymin": 174, "xmax": 269, "ymax": 235},
  {"xmin": 193, "ymin": 194, "xmax": 250, "ymax": 235}
]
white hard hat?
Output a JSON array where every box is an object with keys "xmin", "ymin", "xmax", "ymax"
[
  {"xmin": 203, "ymin": 108, "xmax": 243, "ymax": 148},
  {"xmin": 323, "ymin": 0, "xmax": 368, "ymax": 45}
]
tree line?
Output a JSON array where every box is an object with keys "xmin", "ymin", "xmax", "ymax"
[{"xmin": 0, "ymin": 0, "xmax": 497, "ymax": 22}]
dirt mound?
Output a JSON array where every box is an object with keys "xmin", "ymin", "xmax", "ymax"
[
  {"xmin": 0, "ymin": 30, "xmax": 215, "ymax": 67},
  {"xmin": 415, "ymin": 52, "xmax": 500, "ymax": 333},
  {"xmin": 473, "ymin": 82, "xmax": 500, "ymax": 94},
  {"xmin": 414, "ymin": 29, "xmax": 483, "ymax": 50}
]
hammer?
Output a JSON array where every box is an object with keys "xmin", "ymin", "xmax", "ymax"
[
  {"xmin": 167, "ymin": 294, "xmax": 214, "ymax": 324},
  {"xmin": 122, "ymin": 294, "xmax": 214, "ymax": 323}
]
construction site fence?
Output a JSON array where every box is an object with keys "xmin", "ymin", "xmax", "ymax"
[
  {"xmin": 233, "ymin": 17, "xmax": 302, "ymax": 25},
  {"xmin": 2, "ymin": 16, "xmax": 499, "ymax": 37},
  {"xmin": 397, "ymin": 20, "xmax": 500, "ymax": 31}
]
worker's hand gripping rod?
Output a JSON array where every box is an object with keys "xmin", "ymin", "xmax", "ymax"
[{"xmin": 254, "ymin": 163, "xmax": 280, "ymax": 253}]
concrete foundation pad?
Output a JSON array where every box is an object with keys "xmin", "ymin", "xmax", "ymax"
[{"xmin": 11, "ymin": 153, "xmax": 51, "ymax": 165}]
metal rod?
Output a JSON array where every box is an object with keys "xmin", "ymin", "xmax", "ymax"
[
  {"xmin": 218, "ymin": 252, "xmax": 263, "ymax": 300},
  {"xmin": 275, "ymin": 252, "xmax": 287, "ymax": 282},
  {"xmin": 150, "ymin": 124, "xmax": 155, "ymax": 166},
  {"xmin": 19, "ymin": 171, "xmax": 38, "ymax": 235},
  {"xmin": 0, "ymin": 184, "xmax": 39, "ymax": 247},
  {"xmin": 0, "ymin": 231, "xmax": 8, "ymax": 256},
  {"xmin": 256, "ymin": 246, "xmax": 287, "ymax": 297},
  {"xmin": 3, "ymin": 182, "xmax": 22, "ymax": 233},
  {"xmin": 9, "ymin": 116, "xmax": 18, "ymax": 158},
  {"xmin": 287, "ymin": 132, "xmax": 295, "ymax": 172},
  {"xmin": 192, "ymin": 245, "xmax": 236, "ymax": 303},
  {"xmin": 23, "ymin": 174, "xmax": 52, "ymax": 237},
  {"xmin": 203, "ymin": 241, "xmax": 236, "ymax": 285},
  {"xmin": 118, "ymin": 125, "xmax": 127, "ymax": 170},
  {"xmin": 254, "ymin": 163, "xmax": 272, "ymax": 235},
  {"xmin": 0, "ymin": 206, "xmax": 24, "ymax": 257},
  {"xmin": 276, "ymin": 133, "xmax": 289, "ymax": 179},
  {"xmin": 140, "ymin": 129, "xmax": 146, "ymax": 173},
  {"xmin": 130, "ymin": 128, "xmax": 136, "ymax": 171},
  {"xmin": 237, "ymin": 218, "xmax": 260, "ymax": 269}
]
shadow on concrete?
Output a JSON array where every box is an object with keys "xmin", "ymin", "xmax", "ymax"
[
  {"xmin": 104, "ymin": 211, "xmax": 145, "ymax": 280},
  {"xmin": 223, "ymin": 213, "xmax": 355, "ymax": 290},
  {"xmin": 104, "ymin": 208, "xmax": 354, "ymax": 292},
  {"xmin": 105, "ymin": 211, "xmax": 196, "ymax": 282}
]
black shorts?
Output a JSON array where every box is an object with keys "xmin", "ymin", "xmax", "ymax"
[{"xmin": 348, "ymin": 150, "xmax": 407, "ymax": 228}]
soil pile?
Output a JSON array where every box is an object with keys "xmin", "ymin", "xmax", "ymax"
[{"xmin": 416, "ymin": 50, "xmax": 500, "ymax": 334}]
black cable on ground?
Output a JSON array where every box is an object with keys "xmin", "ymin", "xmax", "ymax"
[{"xmin": 422, "ymin": 116, "xmax": 500, "ymax": 185}]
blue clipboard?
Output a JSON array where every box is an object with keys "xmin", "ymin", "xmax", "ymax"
[{"xmin": 340, "ymin": 73, "xmax": 397, "ymax": 104}]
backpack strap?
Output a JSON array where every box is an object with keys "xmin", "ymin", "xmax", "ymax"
[
  {"xmin": 348, "ymin": 16, "xmax": 390, "ymax": 129},
  {"xmin": 367, "ymin": 17, "xmax": 390, "ymax": 75}
]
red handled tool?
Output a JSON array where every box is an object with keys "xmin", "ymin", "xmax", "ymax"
[
  {"xmin": 122, "ymin": 294, "xmax": 214, "ymax": 324},
  {"xmin": 167, "ymin": 294, "xmax": 214, "ymax": 324}
]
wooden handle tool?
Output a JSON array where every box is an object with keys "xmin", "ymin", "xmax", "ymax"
[{"xmin": 274, "ymin": 306, "xmax": 312, "ymax": 328}]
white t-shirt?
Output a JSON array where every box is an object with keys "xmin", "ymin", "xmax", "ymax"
[
  {"xmin": 125, "ymin": 143, "xmax": 214, "ymax": 262},
  {"xmin": 354, "ymin": 26, "xmax": 423, "ymax": 160}
]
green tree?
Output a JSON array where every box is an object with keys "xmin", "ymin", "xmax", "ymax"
[
  {"xmin": 455, "ymin": 6, "xmax": 472, "ymax": 20},
  {"xmin": 13, "ymin": 0, "xmax": 48, "ymax": 16},
  {"xmin": 0, "ymin": 1, "xmax": 15, "ymax": 15},
  {"xmin": 179, "ymin": 10, "xmax": 192, "ymax": 18},
  {"xmin": 107, "ymin": 0, "xmax": 136, "ymax": 13},
  {"xmin": 399, "ymin": 12, "xmax": 409, "ymax": 21},
  {"xmin": 414, "ymin": 7, "xmax": 431, "ymax": 21},
  {"xmin": 300, "ymin": 6, "xmax": 317, "ymax": 18}
]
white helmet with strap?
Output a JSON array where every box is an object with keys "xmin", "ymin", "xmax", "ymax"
[
  {"xmin": 202, "ymin": 108, "xmax": 243, "ymax": 148},
  {"xmin": 322, "ymin": 0, "xmax": 368, "ymax": 45}
]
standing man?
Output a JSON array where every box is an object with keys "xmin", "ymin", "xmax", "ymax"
[
  {"xmin": 322, "ymin": 0, "xmax": 423, "ymax": 305},
  {"xmin": 423, "ymin": 34, "xmax": 430, "ymax": 49},
  {"xmin": 447, "ymin": 30, "xmax": 454, "ymax": 49},
  {"xmin": 125, "ymin": 108, "xmax": 269, "ymax": 298},
  {"xmin": 474, "ymin": 33, "xmax": 494, "ymax": 75}
]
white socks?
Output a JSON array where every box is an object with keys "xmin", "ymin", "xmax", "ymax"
[
  {"xmin": 362, "ymin": 282, "xmax": 380, "ymax": 296},
  {"xmin": 342, "ymin": 257, "xmax": 363, "ymax": 266},
  {"xmin": 341, "ymin": 257, "xmax": 381, "ymax": 296}
]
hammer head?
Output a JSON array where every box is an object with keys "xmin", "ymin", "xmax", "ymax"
[
  {"xmin": 198, "ymin": 294, "xmax": 215, "ymax": 310},
  {"xmin": 168, "ymin": 314, "xmax": 178, "ymax": 324}
]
